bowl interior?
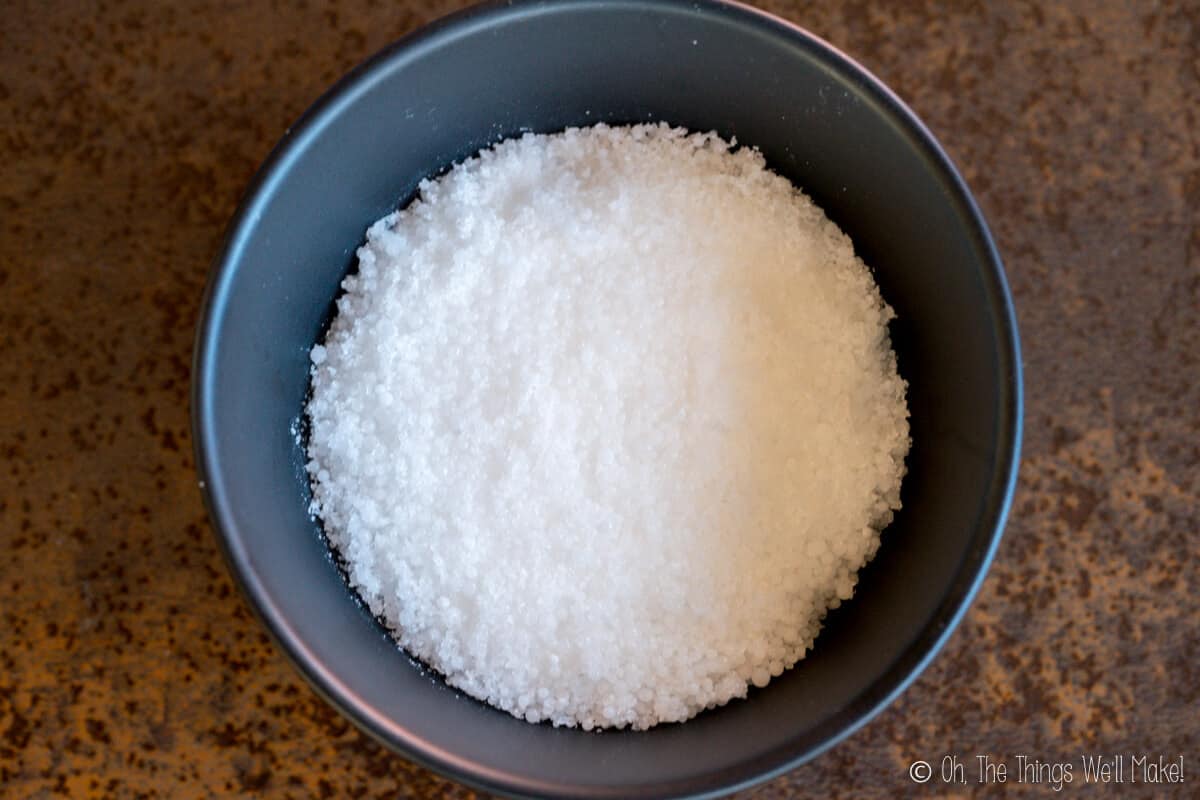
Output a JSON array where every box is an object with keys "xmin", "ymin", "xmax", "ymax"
[{"xmin": 194, "ymin": 1, "xmax": 1020, "ymax": 797}]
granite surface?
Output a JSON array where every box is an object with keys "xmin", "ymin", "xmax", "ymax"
[{"xmin": 2, "ymin": 0, "xmax": 1197, "ymax": 797}]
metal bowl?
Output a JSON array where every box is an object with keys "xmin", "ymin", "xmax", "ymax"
[{"xmin": 192, "ymin": 1, "xmax": 1022, "ymax": 796}]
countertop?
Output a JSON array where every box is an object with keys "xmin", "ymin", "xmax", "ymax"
[{"xmin": 2, "ymin": 0, "xmax": 1197, "ymax": 797}]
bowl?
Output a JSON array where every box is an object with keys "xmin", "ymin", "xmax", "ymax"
[{"xmin": 192, "ymin": 0, "xmax": 1022, "ymax": 796}]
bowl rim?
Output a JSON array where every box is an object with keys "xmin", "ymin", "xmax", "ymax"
[{"xmin": 192, "ymin": 1, "xmax": 1024, "ymax": 797}]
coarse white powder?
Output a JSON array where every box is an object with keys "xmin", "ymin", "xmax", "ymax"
[{"xmin": 305, "ymin": 123, "xmax": 909, "ymax": 731}]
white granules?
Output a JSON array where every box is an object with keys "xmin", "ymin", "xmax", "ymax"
[{"xmin": 305, "ymin": 123, "xmax": 909, "ymax": 731}]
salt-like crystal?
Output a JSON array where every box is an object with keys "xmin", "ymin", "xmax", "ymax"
[{"xmin": 305, "ymin": 123, "xmax": 909, "ymax": 731}]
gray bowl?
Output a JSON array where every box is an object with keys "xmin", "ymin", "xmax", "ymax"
[{"xmin": 192, "ymin": 1, "xmax": 1022, "ymax": 797}]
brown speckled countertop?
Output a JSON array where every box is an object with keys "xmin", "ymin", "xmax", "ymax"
[{"xmin": 2, "ymin": 1, "xmax": 1197, "ymax": 797}]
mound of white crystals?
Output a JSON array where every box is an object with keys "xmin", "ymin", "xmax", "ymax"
[{"xmin": 305, "ymin": 123, "xmax": 909, "ymax": 731}]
